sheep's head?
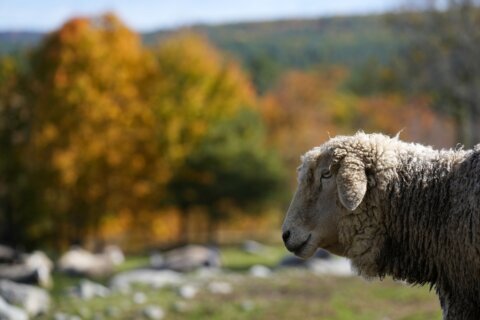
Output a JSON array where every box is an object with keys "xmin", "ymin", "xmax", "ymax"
[{"xmin": 281, "ymin": 143, "xmax": 368, "ymax": 259}]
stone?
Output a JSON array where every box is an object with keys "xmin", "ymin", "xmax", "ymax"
[
  {"xmin": 0, "ymin": 279, "xmax": 50, "ymax": 316},
  {"xmin": 207, "ymin": 281, "xmax": 232, "ymax": 295},
  {"xmin": 249, "ymin": 265, "xmax": 271, "ymax": 278},
  {"xmin": 22, "ymin": 251, "xmax": 53, "ymax": 288},
  {"xmin": 71, "ymin": 280, "xmax": 110, "ymax": 300},
  {"xmin": 142, "ymin": 306, "xmax": 165, "ymax": 320},
  {"xmin": 178, "ymin": 284, "xmax": 197, "ymax": 299},
  {"xmin": 0, "ymin": 296, "xmax": 28, "ymax": 320},
  {"xmin": 242, "ymin": 240, "xmax": 266, "ymax": 255},
  {"xmin": 58, "ymin": 247, "xmax": 114, "ymax": 278},
  {"xmin": 133, "ymin": 292, "xmax": 147, "ymax": 304},
  {"xmin": 308, "ymin": 257, "xmax": 354, "ymax": 277},
  {"xmin": 153, "ymin": 245, "xmax": 221, "ymax": 272},
  {"xmin": 110, "ymin": 269, "xmax": 183, "ymax": 290}
]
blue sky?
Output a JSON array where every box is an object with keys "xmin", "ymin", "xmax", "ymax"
[{"xmin": 0, "ymin": 0, "xmax": 403, "ymax": 32}]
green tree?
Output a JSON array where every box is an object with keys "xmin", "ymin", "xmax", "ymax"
[
  {"xmin": 167, "ymin": 109, "xmax": 286, "ymax": 244},
  {"xmin": 0, "ymin": 57, "xmax": 36, "ymax": 247}
]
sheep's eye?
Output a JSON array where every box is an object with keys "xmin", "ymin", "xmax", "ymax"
[{"xmin": 321, "ymin": 169, "xmax": 332, "ymax": 179}]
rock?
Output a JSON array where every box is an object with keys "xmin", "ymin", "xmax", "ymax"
[
  {"xmin": 58, "ymin": 247, "xmax": 114, "ymax": 277},
  {"xmin": 178, "ymin": 285, "xmax": 197, "ymax": 299},
  {"xmin": 22, "ymin": 251, "xmax": 53, "ymax": 288},
  {"xmin": 207, "ymin": 281, "xmax": 232, "ymax": 295},
  {"xmin": 133, "ymin": 292, "xmax": 147, "ymax": 304},
  {"xmin": 110, "ymin": 269, "xmax": 183, "ymax": 290},
  {"xmin": 277, "ymin": 254, "xmax": 309, "ymax": 268},
  {"xmin": 0, "ymin": 296, "xmax": 28, "ymax": 320},
  {"xmin": 0, "ymin": 279, "xmax": 50, "ymax": 316},
  {"xmin": 308, "ymin": 257, "xmax": 354, "ymax": 277},
  {"xmin": 241, "ymin": 300, "xmax": 255, "ymax": 312},
  {"xmin": 152, "ymin": 245, "xmax": 221, "ymax": 272},
  {"xmin": 103, "ymin": 245, "xmax": 124, "ymax": 266},
  {"xmin": 242, "ymin": 240, "xmax": 266, "ymax": 255},
  {"xmin": 142, "ymin": 306, "xmax": 165, "ymax": 320},
  {"xmin": 149, "ymin": 253, "xmax": 164, "ymax": 268},
  {"xmin": 71, "ymin": 280, "xmax": 110, "ymax": 300},
  {"xmin": 0, "ymin": 264, "xmax": 43, "ymax": 286},
  {"xmin": 249, "ymin": 265, "xmax": 271, "ymax": 278},
  {"xmin": 314, "ymin": 249, "xmax": 332, "ymax": 260}
]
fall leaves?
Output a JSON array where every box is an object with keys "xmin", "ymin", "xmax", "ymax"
[{"xmin": 0, "ymin": 13, "xmax": 455, "ymax": 249}]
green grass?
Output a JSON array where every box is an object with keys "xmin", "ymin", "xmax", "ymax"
[{"xmin": 39, "ymin": 246, "xmax": 442, "ymax": 320}]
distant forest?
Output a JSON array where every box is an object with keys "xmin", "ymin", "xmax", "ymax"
[{"xmin": 1, "ymin": 14, "xmax": 402, "ymax": 92}]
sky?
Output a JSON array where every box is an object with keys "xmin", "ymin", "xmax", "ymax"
[{"xmin": 0, "ymin": 0, "xmax": 404, "ymax": 32}]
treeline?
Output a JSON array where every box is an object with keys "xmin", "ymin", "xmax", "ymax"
[
  {"xmin": 1, "ymin": 0, "xmax": 479, "ymax": 251},
  {"xmin": 0, "ymin": 15, "xmax": 287, "ymax": 250}
]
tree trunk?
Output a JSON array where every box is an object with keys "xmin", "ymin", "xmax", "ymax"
[{"xmin": 178, "ymin": 209, "xmax": 190, "ymax": 245}]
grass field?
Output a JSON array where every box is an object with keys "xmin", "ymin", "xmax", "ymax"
[{"xmin": 40, "ymin": 245, "xmax": 442, "ymax": 320}]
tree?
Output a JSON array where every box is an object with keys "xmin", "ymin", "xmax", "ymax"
[
  {"xmin": 392, "ymin": 0, "xmax": 480, "ymax": 146},
  {"xmin": 167, "ymin": 109, "xmax": 286, "ymax": 244},
  {"xmin": 25, "ymin": 14, "xmax": 157, "ymax": 247},
  {"xmin": 0, "ymin": 57, "xmax": 36, "ymax": 247},
  {"xmin": 148, "ymin": 32, "xmax": 256, "ymax": 168}
]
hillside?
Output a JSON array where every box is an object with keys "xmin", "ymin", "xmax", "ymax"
[{"xmin": 1, "ymin": 14, "xmax": 402, "ymax": 91}]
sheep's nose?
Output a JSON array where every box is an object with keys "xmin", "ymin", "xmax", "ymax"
[{"xmin": 282, "ymin": 230, "xmax": 291, "ymax": 243}]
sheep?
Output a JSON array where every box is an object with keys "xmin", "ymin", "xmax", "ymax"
[{"xmin": 281, "ymin": 132, "xmax": 480, "ymax": 319}]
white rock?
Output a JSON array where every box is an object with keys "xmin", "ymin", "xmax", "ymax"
[
  {"xmin": 242, "ymin": 240, "xmax": 266, "ymax": 254},
  {"xmin": 72, "ymin": 280, "xmax": 110, "ymax": 300},
  {"xmin": 58, "ymin": 247, "xmax": 113, "ymax": 277},
  {"xmin": 249, "ymin": 265, "xmax": 272, "ymax": 278},
  {"xmin": 0, "ymin": 296, "xmax": 28, "ymax": 320},
  {"xmin": 103, "ymin": 245, "xmax": 124, "ymax": 266},
  {"xmin": 155, "ymin": 245, "xmax": 221, "ymax": 272},
  {"xmin": 110, "ymin": 270, "xmax": 183, "ymax": 290},
  {"xmin": 178, "ymin": 285, "xmax": 197, "ymax": 299},
  {"xmin": 133, "ymin": 292, "xmax": 147, "ymax": 304},
  {"xmin": 207, "ymin": 281, "xmax": 232, "ymax": 295},
  {"xmin": 142, "ymin": 306, "xmax": 164, "ymax": 320},
  {"xmin": 308, "ymin": 257, "xmax": 354, "ymax": 277},
  {"xmin": 0, "ymin": 279, "xmax": 50, "ymax": 316},
  {"xmin": 22, "ymin": 251, "xmax": 53, "ymax": 288}
]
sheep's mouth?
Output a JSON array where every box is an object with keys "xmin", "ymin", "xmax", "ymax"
[{"xmin": 293, "ymin": 234, "xmax": 313, "ymax": 257}]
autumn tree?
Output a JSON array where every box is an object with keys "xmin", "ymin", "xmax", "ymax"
[
  {"xmin": 261, "ymin": 67, "xmax": 358, "ymax": 174},
  {"xmin": 148, "ymin": 32, "xmax": 256, "ymax": 166},
  {"xmin": 25, "ymin": 14, "xmax": 158, "ymax": 247}
]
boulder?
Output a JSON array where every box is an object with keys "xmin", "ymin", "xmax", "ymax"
[
  {"xmin": 70, "ymin": 280, "xmax": 110, "ymax": 300},
  {"xmin": 0, "ymin": 296, "xmax": 28, "ymax": 320},
  {"xmin": 110, "ymin": 269, "xmax": 183, "ymax": 291},
  {"xmin": 142, "ymin": 306, "xmax": 164, "ymax": 320},
  {"xmin": 207, "ymin": 281, "xmax": 232, "ymax": 295},
  {"xmin": 308, "ymin": 257, "xmax": 354, "ymax": 277},
  {"xmin": 0, "ymin": 265, "xmax": 44, "ymax": 287},
  {"xmin": 152, "ymin": 245, "xmax": 220, "ymax": 272},
  {"xmin": 22, "ymin": 251, "xmax": 53, "ymax": 287},
  {"xmin": 249, "ymin": 265, "xmax": 272, "ymax": 278},
  {"xmin": 277, "ymin": 254, "xmax": 308, "ymax": 268},
  {"xmin": 242, "ymin": 240, "xmax": 266, "ymax": 255},
  {"xmin": 0, "ymin": 279, "xmax": 50, "ymax": 317},
  {"xmin": 58, "ymin": 247, "xmax": 114, "ymax": 277}
]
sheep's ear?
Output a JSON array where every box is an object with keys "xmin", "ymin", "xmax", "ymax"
[{"xmin": 336, "ymin": 156, "xmax": 367, "ymax": 211}]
